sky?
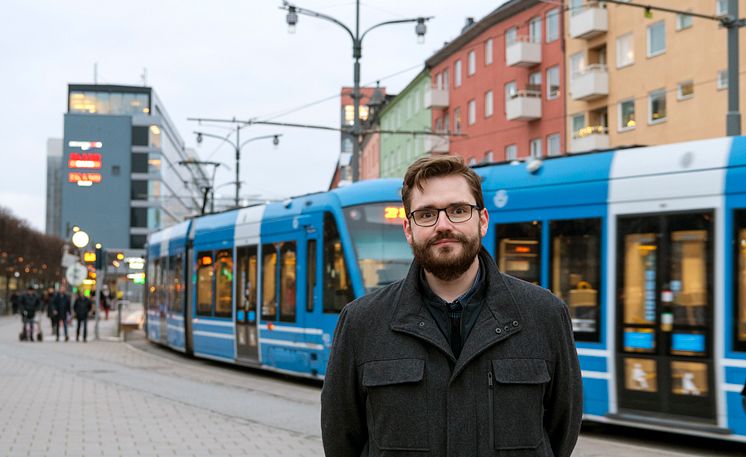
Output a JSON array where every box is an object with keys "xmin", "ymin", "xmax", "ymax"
[{"xmin": 0, "ymin": 0, "xmax": 503, "ymax": 232}]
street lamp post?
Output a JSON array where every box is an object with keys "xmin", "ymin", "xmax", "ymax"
[
  {"xmin": 281, "ymin": 0, "xmax": 431, "ymax": 182},
  {"xmin": 194, "ymin": 129, "xmax": 282, "ymax": 207}
]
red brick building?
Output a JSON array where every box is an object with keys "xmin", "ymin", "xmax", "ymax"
[{"xmin": 426, "ymin": 0, "xmax": 566, "ymax": 163}]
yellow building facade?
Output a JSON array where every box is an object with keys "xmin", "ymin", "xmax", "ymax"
[{"xmin": 565, "ymin": 0, "xmax": 746, "ymax": 152}]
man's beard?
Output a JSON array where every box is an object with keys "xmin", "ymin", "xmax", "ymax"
[{"xmin": 412, "ymin": 228, "xmax": 481, "ymax": 281}]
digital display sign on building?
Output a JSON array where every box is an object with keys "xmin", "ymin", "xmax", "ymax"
[{"xmin": 67, "ymin": 141, "xmax": 103, "ymax": 187}]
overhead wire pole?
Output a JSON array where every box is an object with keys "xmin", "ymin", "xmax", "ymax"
[{"xmin": 598, "ymin": 0, "xmax": 744, "ymax": 135}]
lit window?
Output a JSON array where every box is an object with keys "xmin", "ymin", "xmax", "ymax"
[
  {"xmin": 484, "ymin": 90, "xmax": 494, "ymax": 117},
  {"xmin": 468, "ymin": 99, "xmax": 476, "ymax": 125},
  {"xmin": 648, "ymin": 89, "xmax": 667, "ymax": 124},
  {"xmin": 547, "ymin": 66, "xmax": 560, "ymax": 99},
  {"xmin": 616, "ymin": 33, "xmax": 634, "ymax": 68},
  {"xmin": 718, "ymin": 70, "xmax": 728, "ymax": 90},
  {"xmin": 677, "ymin": 80, "xmax": 694, "ymax": 100},
  {"xmin": 505, "ymin": 144, "xmax": 517, "ymax": 161},
  {"xmin": 547, "ymin": 134, "xmax": 561, "ymax": 156},
  {"xmin": 485, "ymin": 39, "xmax": 494, "ymax": 65},
  {"xmin": 676, "ymin": 13, "xmax": 693, "ymax": 30},
  {"xmin": 546, "ymin": 9, "xmax": 560, "ymax": 42},
  {"xmin": 468, "ymin": 51, "xmax": 476, "ymax": 76},
  {"xmin": 454, "ymin": 60, "xmax": 462, "ymax": 87},
  {"xmin": 618, "ymin": 99, "xmax": 636, "ymax": 131},
  {"xmin": 647, "ymin": 21, "xmax": 666, "ymax": 57}
]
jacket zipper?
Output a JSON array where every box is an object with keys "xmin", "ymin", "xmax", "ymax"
[{"xmin": 488, "ymin": 369, "xmax": 495, "ymax": 449}]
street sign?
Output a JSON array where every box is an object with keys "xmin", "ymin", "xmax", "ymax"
[{"xmin": 65, "ymin": 263, "xmax": 88, "ymax": 286}]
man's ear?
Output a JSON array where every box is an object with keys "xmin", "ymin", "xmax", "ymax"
[
  {"xmin": 479, "ymin": 208, "xmax": 489, "ymax": 238},
  {"xmin": 403, "ymin": 217, "xmax": 414, "ymax": 246}
]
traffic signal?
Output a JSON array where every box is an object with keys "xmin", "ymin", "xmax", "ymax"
[{"xmin": 95, "ymin": 244, "xmax": 103, "ymax": 270}]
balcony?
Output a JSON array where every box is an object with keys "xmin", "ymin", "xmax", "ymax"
[
  {"xmin": 506, "ymin": 36, "xmax": 541, "ymax": 67},
  {"xmin": 571, "ymin": 126, "xmax": 609, "ymax": 153},
  {"xmin": 425, "ymin": 134, "xmax": 449, "ymax": 154},
  {"xmin": 424, "ymin": 87, "xmax": 449, "ymax": 109},
  {"xmin": 571, "ymin": 65, "xmax": 608, "ymax": 101},
  {"xmin": 569, "ymin": 3, "xmax": 608, "ymax": 39},
  {"xmin": 506, "ymin": 90, "xmax": 542, "ymax": 121}
]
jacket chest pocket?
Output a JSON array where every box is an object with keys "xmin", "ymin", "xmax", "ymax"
[
  {"xmin": 363, "ymin": 358, "xmax": 429, "ymax": 451},
  {"xmin": 488, "ymin": 359, "xmax": 550, "ymax": 451}
]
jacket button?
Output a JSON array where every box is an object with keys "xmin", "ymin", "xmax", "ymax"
[
  {"xmin": 419, "ymin": 321, "xmax": 425, "ymax": 327},
  {"xmin": 504, "ymin": 325, "xmax": 510, "ymax": 331},
  {"xmin": 495, "ymin": 328, "xmax": 502, "ymax": 334},
  {"xmin": 512, "ymin": 320, "xmax": 519, "ymax": 327}
]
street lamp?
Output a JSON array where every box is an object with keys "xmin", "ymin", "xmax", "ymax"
[
  {"xmin": 194, "ymin": 129, "xmax": 282, "ymax": 207},
  {"xmin": 71, "ymin": 229, "xmax": 90, "ymax": 249},
  {"xmin": 281, "ymin": 0, "xmax": 431, "ymax": 182}
]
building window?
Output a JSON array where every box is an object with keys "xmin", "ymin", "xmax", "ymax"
[
  {"xmin": 454, "ymin": 108, "xmax": 462, "ymax": 133},
  {"xmin": 131, "ymin": 180, "xmax": 148, "ymax": 200},
  {"xmin": 649, "ymin": 89, "xmax": 667, "ymax": 124},
  {"xmin": 443, "ymin": 68, "xmax": 450, "ymax": 90},
  {"xmin": 468, "ymin": 51, "xmax": 476, "ymax": 75},
  {"xmin": 677, "ymin": 80, "xmax": 694, "ymax": 100},
  {"xmin": 547, "ymin": 134, "xmax": 561, "ymax": 156},
  {"xmin": 547, "ymin": 66, "xmax": 560, "ymax": 99},
  {"xmin": 454, "ymin": 60, "xmax": 462, "ymax": 87},
  {"xmin": 718, "ymin": 70, "xmax": 728, "ymax": 90},
  {"xmin": 530, "ymin": 16, "xmax": 542, "ymax": 43},
  {"xmin": 647, "ymin": 21, "xmax": 666, "ymax": 57},
  {"xmin": 468, "ymin": 157, "xmax": 478, "ymax": 166},
  {"xmin": 572, "ymin": 113, "xmax": 585, "ymax": 137},
  {"xmin": 130, "ymin": 207, "xmax": 147, "ymax": 228},
  {"xmin": 485, "ymin": 38, "xmax": 493, "ymax": 65},
  {"xmin": 130, "ymin": 235, "xmax": 146, "ymax": 249},
  {"xmin": 468, "ymin": 99, "xmax": 476, "ymax": 125},
  {"xmin": 132, "ymin": 126, "xmax": 149, "ymax": 146},
  {"xmin": 618, "ymin": 99, "xmax": 636, "ymax": 131},
  {"xmin": 570, "ymin": 52, "xmax": 585, "ymax": 78},
  {"xmin": 546, "ymin": 8, "xmax": 560, "ymax": 42},
  {"xmin": 530, "ymin": 138, "xmax": 543, "ymax": 158},
  {"xmin": 569, "ymin": 0, "xmax": 583, "ymax": 16},
  {"xmin": 504, "ymin": 81, "xmax": 517, "ymax": 112},
  {"xmin": 435, "ymin": 73, "xmax": 443, "ymax": 90},
  {"xmin": 505, "ymin": 144, "xmax": 517, "ymax": 161},
  {"xmin": 112, "ymin": 165, "xmax": 121, "ymax": 176},
  {"xmin": 717, "ymin": 0, "xmax": 728, "ymax": 16},
  {"xmin": 505, "ymin": 26, "xmax": 517, "ymax": 54},
  {"xmin": 485, "ymin": 151, "xmax": 494, "ymax": 163},
  {"xmin": 484, "ymin": 90, "xmax": 494, "ymax": 117},
  {"xmin": 616, "ymin": 33, "xmax": 634, "ymax": 68},
  {"xmin": 676, "ymin": 13, "xmax": 693, "ymax": 30},
  {"xmin": 528, "ymin": 71, "xmax": 542, "ymax": 93}
]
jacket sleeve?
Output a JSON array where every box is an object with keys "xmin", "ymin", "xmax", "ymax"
[
  {"xmin": 321, "ymin": 304, "xmax": 367, "ymax": 457},
  {"xmin": 544, "ymin": 302, "xmax": 583, "ymax": 457}
]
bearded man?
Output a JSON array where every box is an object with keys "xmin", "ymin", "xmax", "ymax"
[{"xmin": 321, "ymin": 155, "xmax": 582, "ymax": 457}]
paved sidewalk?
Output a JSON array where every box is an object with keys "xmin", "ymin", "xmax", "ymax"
[{"xmin": 0, "ymin": 314, "xmax": 322, "ymax": 457}]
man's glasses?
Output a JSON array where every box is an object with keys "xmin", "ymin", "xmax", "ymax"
[{"xmin": 408, "ymin": 204, "xmax": 481, "ymax": 227}]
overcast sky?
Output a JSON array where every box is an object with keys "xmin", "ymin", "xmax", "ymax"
[{"xmin": 0, "ymin": 0, "xmax": 503, "ymax": 232}]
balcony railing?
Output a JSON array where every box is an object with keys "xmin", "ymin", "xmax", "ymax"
[
  {"xmin": 506, "ymin": 36, "xmax": 542, "ymax": 67},
  {"xmin": 570, "ymin": 64, "xmax": 608, "ymax": 101},
  {"xmin": 571, "ymin": 125, "xmax": 609, "ymax": 152},
  {"xmin": 506, "ymin": 90, "xmax": 542, "ymax": 121},
  {"xmin": 569, "ymin": 2, "xmax": 608, "ymax": 39},
  {"xmin": 424, "ymin": 87, "xmax": 449, "ymax": 109}
]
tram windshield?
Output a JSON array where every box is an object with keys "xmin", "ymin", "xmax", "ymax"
[{"xmin": 343, "ymin": 203, "xmax": 413, "ymax": 293}]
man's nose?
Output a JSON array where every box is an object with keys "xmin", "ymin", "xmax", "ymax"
[{"xmin": 434, "ymin": 209, "xmax": 455, "ymax": 230}]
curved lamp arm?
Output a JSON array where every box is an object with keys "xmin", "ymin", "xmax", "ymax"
[
  {"xmin": 193, "ymin": 131, "xmax": 237, "ymax": 150},
  {"xmin": 360, "ymin": 17, "xmax": 432, "ymax": 44},
  {"xmin": 281, "ymin": 1, "xmax": 355, "ymax": 42},
  {"xmin": 239, "ymin": 134, "xmax": 283, "ymax": 151}
]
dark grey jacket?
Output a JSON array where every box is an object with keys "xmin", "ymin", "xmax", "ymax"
[{"xmin": 321, "ymin": 248, "xmax": 582, "ymax": 457}]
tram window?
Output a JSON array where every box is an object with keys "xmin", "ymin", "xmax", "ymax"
[
  {"xmin": 670, "ymin": 230, "xmax": 708, "ymax": 326},
  {"xmin": 236, "ymin": 246, "xmax": 258, "ymax": 314},
  {"xmin": 550, "ymin": 218, "xmax": 601, "ymax": 341},
  {"xmin": 148, "ymin": 258, "xmax": 158, "ymax": 312},
  {"xmin": 736, "ymin": 210, "xmax": 746, "ymax": 351},
  {"xmin": 623, "ymin": 357, "xmax": 658, "ymax": 393},
  {"xmin": 495, "ymin": 221, "xmax": 541, "ymax": 284},
  {"xmin": 323, "ymin": 212, "xmax": 355, "ymax": 313},
  {"xmin": 261, "ymin": 244, "xmax": 277, "ymax": 320},
  {"xmin": 214, "ymin": 250, "xmax": 233, "ymax": 318},
  {"xmin": 157, "ymin": 258, "xmax": 166, "ymax": 313},
  {"xmin": 173, "ymin": 254, "xmax": 183, "ymax": 314},
  {"xmin": 623, "ymin": 233, "xmax": 657, "ymax": 325},
  {"xmin": 307, "ymin": 240, "xmax": 317, "ymax": 313},
  {"xmin": 166, "ymin": 256, "xmax": 175, "ymax": 313},
  {"xmin": 279, "ymin": 242, "xmax": 297, "ymax": 322},
  {"xmin": 196, "ymin": 252, "xmax": 214, "ymax": 316},
  {"xmin": 671, "ymin": 361, "xmax": 708, "ymax": 397}
]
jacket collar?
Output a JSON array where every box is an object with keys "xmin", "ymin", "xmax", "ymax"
[{"xmin": 390, "ymin": 247, "xmax": 524, "ymax": 379}]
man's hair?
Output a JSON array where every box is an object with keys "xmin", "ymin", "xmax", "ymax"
[{"xmin": 401, "ymin": 155, "xmax": 484, "ymax": 214}]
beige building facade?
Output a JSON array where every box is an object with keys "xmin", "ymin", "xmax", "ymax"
[{"xmin": 565, "ymin": 0, "xmax": 746, "ymax": 153}]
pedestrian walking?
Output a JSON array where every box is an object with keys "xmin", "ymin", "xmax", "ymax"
[
  {"xmin": 73, "ymin": 290, "xmax": 91, "ymax": 342},
  {"xmin": 44, "ymin": 287, "xmax": 55, "ymax": 333},
  {"xmin": 321, "ymin": 156, "xmax": 583, "ymax": 457},
  {"xmin": 10, "ymin": 291, "xmax": 19, "ymax": 314},
  {"xmin": 19, "ymin": 287, "xmax": 41, "ymax": 342},
  {"xmin": 101, "ymin": 290, "xmax": 110, "ymax": 320},
  {"xmin": 51, "ymin": 286, "xmax": 71, "ymax": 341}
]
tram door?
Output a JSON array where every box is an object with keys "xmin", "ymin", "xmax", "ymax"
[
  {"xmin": 235, "ymin": 245, "xmax": 259, "ymax": 363},
  {"xmin": 616, "ymin": 212, "xmax": 715, "ymax": 421}
]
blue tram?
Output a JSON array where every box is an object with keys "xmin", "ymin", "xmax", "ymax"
[{"xmin": 147, "ymin": 136, "xmax": 746, "ymax": 441}]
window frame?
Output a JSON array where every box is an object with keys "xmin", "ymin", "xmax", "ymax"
[
  {"xmin": 618, "ymin": 98, "xmax": 636, "ymax": 132},
  {"xmin": 196, "ymin": 251, "xmax": 214, "ymax": 317},
  {"xmin": 547, "ymin": 133, "xmax": 561, "ymax": 156},
  {"xmin": 529, "ymin": 16, "xmax": 542, "ymax": 43},
  {"xmin": 648, "ymin": 88, "xmax": 667, "ymax": 125},
  {"xmin": 616, "ymin": 33, "xmax": 634, "ymax": 68},
  {"xmin": 214, "ymin": 249, "xmax": 233, "ymax": 318},
  {"xmin": 676, "ymin": 12, "xmax": 693, "ymax": 31},
  {"xmin": 717, "ymin": 70, "xmax": 728, "ymax": 90},
  {"xmin": 530, "ymin": 138, "xmax": 543, "ymax": 158},
  {"xmin": 677, "ymin": 80, "xmax": 694, "ymax": 101},
  {"xmin": 647, "ymin": 20, "xmax": 666, "ymax": 58},
  {"xmin": 454, "ymin": 59, "xmax": 462, "ymax": 87},
  {"xmin": 467, "ymin": 50, "xmax": 476, "ymax": 76},
  {"xmin": 485, "ymin": 38, "xmax": 494, "ymax": 65},
  {"xmin": 484, "ymin": 90, "xmax": 494, "ymax": 118},
  {"xmin": 546, "ymin": 8, "xmax": 560, "ymax": 42},
  {"xmin": 505, "ymin": 144, "xmax": 518, "ymax": 161},
  {"xmin": 546, "ymin": 66, "xmax": 560, "ymax": 100},
  {"xmin": 734, "ymin": 210, "xmax": 746, "ymax": 352},
  {"xmin": 468, "ymin": 99, "xmax": 477, "ymax": 125}
]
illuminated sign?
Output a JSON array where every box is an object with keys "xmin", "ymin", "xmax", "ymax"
[
  {"xmin": 83, "ymin": 251, "xmax": 97, "ymax": 263},
  {"xmin": 384, "ymin": 207, "xmax": 406, "ymax": 220},
  {"xmin": 200, "ymin": 256, "xmax": 213, "ymax": 266},
  {"xmin": 68, "ymin": 141, "xmax": 102, "ymax": 151},
  {"xmin": 68, "ymin": 172, "xmax": 102, "ymax": 187},
  {"xmin": 68, "ymin": 153, "xmax": 102, "ymax": 169}
]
